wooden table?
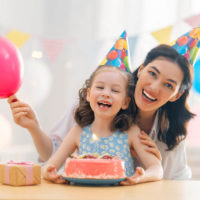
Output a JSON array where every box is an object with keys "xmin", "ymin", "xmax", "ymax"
[{"xmin": 0, "ymin": 179, "xmax": 200, "ymax": 200}]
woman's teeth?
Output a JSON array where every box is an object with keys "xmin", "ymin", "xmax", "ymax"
[{"xmin": 142, "ymin": 90, "xmax": 157, "ymax": 102}]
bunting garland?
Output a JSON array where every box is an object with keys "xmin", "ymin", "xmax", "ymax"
[{"xmin": 0, "ymin": 13, "xmax": 199, "ymax": 63}]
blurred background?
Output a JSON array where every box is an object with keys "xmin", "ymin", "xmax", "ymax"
[{"xmin": 0, "ymin": 0, "xmax": 199, "ymax": 179}]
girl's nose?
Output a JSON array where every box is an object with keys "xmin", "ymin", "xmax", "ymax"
[{"xmin": 102, "ymin": 88, "xmax": 110, "ymax": 97}]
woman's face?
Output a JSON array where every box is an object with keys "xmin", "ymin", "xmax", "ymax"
[{"xmin": 134, "ymin": 57, "xmax": 184, "ymax": 114}]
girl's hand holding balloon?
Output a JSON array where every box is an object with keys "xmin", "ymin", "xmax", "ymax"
[{"xmin": 7, "ymin": 95, "xmax": 39, "ymax": 132}]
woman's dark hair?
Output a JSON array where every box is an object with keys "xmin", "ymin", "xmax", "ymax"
[
  {"xmin": 74, "ymin": 65, "xmax": 134, "ymax": 132},
  {"xmin": 132, "ymin": 44, "xmax": 195, "ymax": 150}
]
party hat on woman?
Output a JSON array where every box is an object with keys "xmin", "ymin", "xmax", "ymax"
[
  {"xmin": 172, "ymin": 26, "xmax": 200, "ymax": 65},
  {"xmin": 100, "ymin": 30, "xmax": 132, "ymax": 72}
]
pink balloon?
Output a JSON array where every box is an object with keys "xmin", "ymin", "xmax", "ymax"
[{"xmin": 0, "ymin": 36, "xmax": 24, "ymax": 99}]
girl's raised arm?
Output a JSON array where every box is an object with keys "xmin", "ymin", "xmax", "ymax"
[{"xmin": 8, "ymin": 95, "xmax": 53, "ymax": 161}]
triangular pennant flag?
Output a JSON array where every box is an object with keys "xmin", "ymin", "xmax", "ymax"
[
  {"xmin": 42, "ymin": 39, "xmax": 66, "ymax": 62},
  {"xmin": 151, "ymin": 26, "xmax": 172, "ymax": 44},
  {"xmin": 128, "ymin": 35, "xmax": 138, "ymax": 62},
  {"xmin": 6, "ymin": 30, "xmax": 30, "ymax": 48},
  {"xmin": 184, "ymin": 14, "xmax": 200, "ymax": 27}
]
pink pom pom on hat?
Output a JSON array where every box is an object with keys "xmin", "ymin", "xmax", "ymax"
[
  {"xmin": 172, "ymin": 26, "xmax": 200, "ymax": 65},
  {"xmin": 100, "ymin": 30, "xmax": 132, "ymax": 72}
]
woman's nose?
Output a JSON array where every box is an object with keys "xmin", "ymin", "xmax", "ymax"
[{"xmin": 149, "ymin": 80, "xmax": 161, "ymax": 94}]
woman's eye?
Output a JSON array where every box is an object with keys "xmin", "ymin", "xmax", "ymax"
[
  {"xmin": 149, "ymin": 71, "xmax": 156, "ymax": 77},
  {"xmin": 165, "ymin": 83, "xmax": 173, "ymax": 90}
]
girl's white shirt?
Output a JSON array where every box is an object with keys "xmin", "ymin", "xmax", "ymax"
[{"xmin": 48, "ymin": 99, "xmax": 191, "ymax": 180}]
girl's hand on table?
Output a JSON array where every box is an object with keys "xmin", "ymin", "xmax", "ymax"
[
  {"xmin": 43, "ymin": 164, "xmax": 67, "ymax": 184},
  {"xmin": 120, "ymin": 167, "xmax": 145, "ymax": 186}
]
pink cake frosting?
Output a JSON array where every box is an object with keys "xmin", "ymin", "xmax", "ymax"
[{"xmin": 65, "ymin": 154, "xmax": 126, "ymax": 179}]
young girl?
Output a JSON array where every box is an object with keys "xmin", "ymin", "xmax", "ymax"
[{"xmin": 42, "ymin": 65, "xmax": 163, "ymax": 185}]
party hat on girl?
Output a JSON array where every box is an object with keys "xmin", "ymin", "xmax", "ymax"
[
  {"xmin": 172, "ymin": 26, "xmax": 200, "ymax": 65},
  {"xmin": 100, "ymin": 30, "xmax": 132, "ymax": 72}
]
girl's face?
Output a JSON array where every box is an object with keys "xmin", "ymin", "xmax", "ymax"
[
  {"xmin": 87, "ymin": 68, "xmax": 130, "ymax": 119},
  {"xmin": 134, "ymin": 58, "xmax": 184, "ymax": 114}
]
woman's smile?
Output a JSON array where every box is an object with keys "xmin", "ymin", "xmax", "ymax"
[{"xmin": 142, "ymin": 89, "xmax": 157, "ymax": 103}]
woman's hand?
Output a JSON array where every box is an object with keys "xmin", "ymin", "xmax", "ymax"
[
  {"xmin": 7, "ymin": 95, "xmax": 39, "ymax": 131},
  {"xmin": 42, "ymin": 164, "xmax": 67, "ymax": 184},
  {"xmin": 139, "ymin": 131, "xmax": 162, "ymax": 161},
  {"xmin": 120, "ymin": 167, "xmax": 145, "ymax": 186}
]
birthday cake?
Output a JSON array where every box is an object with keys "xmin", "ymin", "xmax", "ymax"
[
  {"xmin": 64, "ymin": 154, "xmax": 126, "ymax": 179},
  {"xmin": 0, "ymin": 161, "xmax": 41, "ymax": 186}
]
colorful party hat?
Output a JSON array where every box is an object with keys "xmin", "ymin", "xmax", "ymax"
[
  {"xmin": 172, "ymin": 26, "xmax": 200, "ymax": 65},
  {"xmin": 100, "ymin": 30, "xmax": 131, "ymax": 72}
]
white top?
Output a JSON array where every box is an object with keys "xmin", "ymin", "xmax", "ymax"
[{"xmin": 48, "ymin": 100, "xmax": 192, "ymax": 180}]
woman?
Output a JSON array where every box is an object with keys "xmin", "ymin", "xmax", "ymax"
[{"xmin": 130, "ymin": 44, "xmax": 194, "ymax": 180}]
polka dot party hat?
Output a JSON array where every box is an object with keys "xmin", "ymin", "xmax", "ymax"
[
  {"xmin": 172, "ymin": 26, "xmax": 200, "ymax": 65},
  {"xmin": 100, "ymin": 30, "xmax": 131, "ymax": 72}
]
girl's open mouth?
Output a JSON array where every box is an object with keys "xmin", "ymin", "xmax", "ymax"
[{"xmin": 97, "ymin": 101, "xmax": 112, "ymax": 108}]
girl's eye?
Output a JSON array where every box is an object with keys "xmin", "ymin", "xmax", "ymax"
[
  {"xmin": 148, "ymin": 71, "xmax": 156, "ymax": 77},
  {"xmin": 112, "ymin": 89, "xmax": 119, "ymax": 93},
  {"xmin": 165, "ymin": 83, "xmax": 173, "ymax": 90}
]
